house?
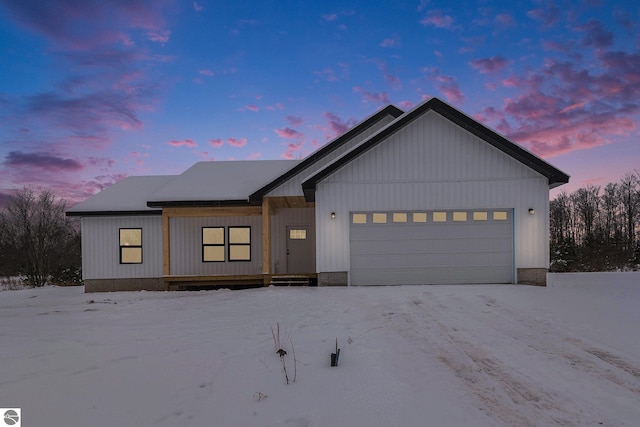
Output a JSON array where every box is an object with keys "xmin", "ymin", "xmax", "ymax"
[{"xmin": 66, "ymin": 98, "xmax": 569, "ymax": 292}]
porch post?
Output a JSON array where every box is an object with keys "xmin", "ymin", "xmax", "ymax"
[{"xmin": 262, "ymin": 197, "xmax": 272, "ymax": 274}]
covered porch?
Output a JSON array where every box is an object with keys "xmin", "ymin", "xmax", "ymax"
[{"xmin": 161, "ymin": 196, "xmax": 316, "ymax": 290}]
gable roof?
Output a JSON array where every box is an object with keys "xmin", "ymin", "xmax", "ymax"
[
  {"xmin": 248, "ymin": 105, "xmax": 403, "ymax": 202},
  {"xmin": 146, "ymin": 160, "xmax": 300, "ymax": 207},
  {"xmin": 301, "ymin": 97, "xmax": 570, "ymax": 201},
  {"xmin": 66, "ymin": 175, "xmax": 176, "ymax": 217}
]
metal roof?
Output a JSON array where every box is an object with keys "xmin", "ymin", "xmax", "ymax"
[
  {"xmin": 146, "ymin": 160, "xmax": 300, "ymax": 207},
  {"xmin": 66, "ymin": 175, "xmax": 175, "ymax": 216}
]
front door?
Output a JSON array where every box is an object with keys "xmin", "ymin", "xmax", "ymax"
[{"xmin": 286, "ymin": 225, "xmax": 312, "ymax": 273}]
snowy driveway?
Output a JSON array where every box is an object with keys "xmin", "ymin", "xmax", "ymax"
[{"xmin": 1, "ymin": 274, "xmax": 639, "ymax": 426}]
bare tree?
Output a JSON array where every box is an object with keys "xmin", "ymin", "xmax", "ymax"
[
  {"xmin": 619, "ymin": 172, "xmax": 639, "ymax": 251},
  {"xmin": 0, "ymin": 188, "xmax": 81, "ymax": 286},
  {"xmin": 572, "ymin": 185, "xmax": 600, "ymax": 242}
]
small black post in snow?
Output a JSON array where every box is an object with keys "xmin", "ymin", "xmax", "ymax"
[{"xmin": 331, "ymin": 338, "xmax": 340, "ymax": 367}]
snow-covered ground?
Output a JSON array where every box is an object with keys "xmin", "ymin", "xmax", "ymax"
[{"xmin": 1, "ymin": 274, "xmax": 639, "ymax": 426}]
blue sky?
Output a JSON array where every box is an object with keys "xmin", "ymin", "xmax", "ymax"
[{"xmin": 0, "ymin": 0, "xmax": 638, "ymax": 205}]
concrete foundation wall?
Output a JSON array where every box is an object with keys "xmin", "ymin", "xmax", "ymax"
[
  {"xmin": 318, "ymin": 271, "xmax": 348, "ymax": 286},
  {"xmin": 517, "ymin": 268, "xmax": 547, "ymax": 286},
  {"xmin": 84, "ymin": 278, "xmax": 165, "ymax": 293}
]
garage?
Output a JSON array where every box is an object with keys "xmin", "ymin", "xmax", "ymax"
[{"xmin": 349, "ymin": 209, "xmax": 513, "ymax": 285}]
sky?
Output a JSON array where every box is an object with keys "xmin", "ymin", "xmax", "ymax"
[{"xmin": 0, "ymin": 0, "xmax": 638, "ymax": 207}]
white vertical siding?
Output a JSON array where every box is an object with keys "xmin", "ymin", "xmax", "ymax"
[
  {"xmin": 170, "ymin": 216, "xmax": 262, "ymax": 275},
  {"xmin": 266, "ymin": 115, "xmax": 397, "ymax": 197},
  {"xmin": 81, "ymin": 216, "xmax": 163, "ymax": 279},
  {"xmin": 315, "ymin": 111, "xmax": 550, "ymax": 276},
  {"xmin": 270, "ymin": 207, "xmax": 315, "ymax": 273}
]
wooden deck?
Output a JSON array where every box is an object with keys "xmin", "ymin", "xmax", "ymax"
[{"xmin": 163, "ymin": 273, "xmax": 318, "ymax": 290}]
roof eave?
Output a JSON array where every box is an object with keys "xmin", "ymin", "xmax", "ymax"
[
  {"xmin": 66, "ymin": 210, "xmax": 162, "ymax": 217},
  {"xmin": 146, "ymin": 199, "xmax": 255, "ymax": 208}
]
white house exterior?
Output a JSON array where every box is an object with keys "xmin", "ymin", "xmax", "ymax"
[{"xmin": 67, "ymin": 98, "xmax": 568, "ymax": 292}]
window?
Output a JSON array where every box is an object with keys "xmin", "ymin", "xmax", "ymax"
[
  {"xmin": 433, "ymin": 212, "xmax": 447, "ymax": 222},
  {"xmin": 289, "ymin": 229, "xmax": 307, "ymax": 239},
  {"xmin": 393, "ymin": 213, "xmax": 407, "ymax": 223},
  {"xmin": 372, "ymin": 213, "xmax": 387, "ymax": 223},
  {"xmin": 413, "ymin": 212, "xmax": 427, "ymax": 223},
  {"xmin": 493, "ymin": 211, "xmax": 508, "ymax": 221},
  {"xmin": 473, "ymin": 212, "xmax": 488, "ymax": 221},
  {"xmin": 352, "ymin": 213, "xmax": 367, "ymax": 224},
  {"xmin": 120, "ymin": 228, "xmax": 142, "ymax": 264},
  {"xmin": 203, "ymin": 227, "xmax": 225, "ymax": 262},
  {"xmin": 453, "ymin": 212, "xmax": 467, "ymax": 222},
  {"xmin": 229, "ymin": 226, "xmax": 251, "ymax": 261}
]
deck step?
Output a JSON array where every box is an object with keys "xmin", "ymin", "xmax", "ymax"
[{"xmin": 270, "ymin": 275, "xmax": 311, "ymax": 287}]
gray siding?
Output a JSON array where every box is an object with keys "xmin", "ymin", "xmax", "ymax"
[
  {"xmin": 81, "ymin": 216, "xmax": 163, "ymax": 280},
  {"xmin": 314, "ymin": 111, "xmax": 550, "ymax": 280},
  {"xmin": 170, "ymin": 216, "xmax": 262, "ymax": 275},
  {"xmin": 266, "ymin": 115, "xmax": 397, "ymax": 197}
]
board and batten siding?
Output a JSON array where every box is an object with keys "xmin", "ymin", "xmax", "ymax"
[
  {"xmin": 170, "ymin": 216, "xmax": 262, "ymax": 275},
  {"xmin": 81, "ymin": 216, "xmax": 163, "ymax": 280},
  {"xmin": 266, "ymin": 115, "xmax": 397, "ymax": 197},
  {"xmin": 314, "ymin": 111, "xmax": 550, "ymax": 279},
  {"xmin": 270, "ymin": 207, "xmax": 315, "ymax": 274}
]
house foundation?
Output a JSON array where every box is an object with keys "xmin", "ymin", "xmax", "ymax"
[{"xmin": 517, "ymin": 268, "xmax": 547, "ymax": 286}]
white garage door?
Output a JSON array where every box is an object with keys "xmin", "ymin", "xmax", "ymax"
[{"xmin": 349, "ymin": 209, "xmax": 513, "ymax": 285}]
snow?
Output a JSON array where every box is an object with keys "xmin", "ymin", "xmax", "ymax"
[
  {"xmin": 66, "ymin": 176, "xmax": 175, "ymax": 213},
  {"xmin": 146, "ymin": 160, "xmax": 300, "ymax": 204},
  {"xmin": 1, "ymin": 275, "xmax": 640, "ymax": 426}
]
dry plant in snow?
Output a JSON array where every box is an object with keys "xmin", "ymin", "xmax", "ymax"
[{"xmin": 271, "ymin": 322, "xmax": 297, "ymax": 384}]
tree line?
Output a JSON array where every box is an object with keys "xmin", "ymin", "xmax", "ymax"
[
  {"xmin": 550, "ymin": 171, "xmax": 640, "ymax": 272},
  {"xmin": 0, "ymin": 188, "xmax": 82, "ymax": 286}
]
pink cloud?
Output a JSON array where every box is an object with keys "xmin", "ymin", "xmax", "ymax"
[
  {"xmin": 353, "ymin": 86, "xmax": 390, "ymax": 105},
  {"xmin": 147, "ymin": 29, "xmax": 170, "ymax": 44},
  {"xmin": 420, "ymin": 10, "xmax": 455, "ymax": 29},
  {"xmin": 193, "ymin": 2, "xmax": 204, "ymax": 12},
  {"xmin": 3, "ymin": 151, "xmax": 83, "ymax": 171},
  {"xmin": 495, "ymin": 13, "xmax": 515, "ymax": 27},
  {"xmin": 168, "ymin": 139, "xmax": 197, "ymax": 147},
  {"xmin": 274, "ymin": 127, "xmax": 304, "ymax": 139},
  {"xmin": 322, "ymin": 13, "xmax": 338, "ymax": 22},
  {"xmin": 576, "ymin": 19, "xmax": 614, "ymax": 50},
  {"xmin": 380, "ymin": 34, "xmax": 400, "ymax": 48},
  {"xmin": 422, "ymin": 68, "xmax": 465, "ymax": 105},
  {"xmin": 286, "ymin": 115, "xmax": 303, "ymax": 126},
  {"xmin": 209, "ymin": 138, "xmax": 223, "ymax": 148},
  {"xmin": 247, "ymin": 152, "xmax": 261, "ymax": 160},
  {"xmin": 265, "ymin": 103, "xmax": 285, "ymax": 111},
  {"xmin": 478, "ymin": 50, "xmax": 640, "ymax": 158},
  {"xmin": 281, "ymin": 141, "xmax": 304, "ymax": 160},
  {"xmin": 199, "ymin": 69, "xmax": 214, "ymax": 76},
  {"xmin": 527, "ymin": 6, "xmax": 560, "ymax": 28},
  {"xmin": 246, "ymin": 104, "xmax": 260, "ymax": 112},
  {"xmin": 323, "ymin": 112, "xmax": 355, "ymax": 138},
  {"xmin": 399, "ymin": 100, "xmax": 414, "ymax": 109},
  {"xmin": 314, "ymin": 68, "xmax": 339, "ymax": 82},
  {"xmin": 0, "ymin": 0, "xmax": 171, "ymax": 50},
  {"xmin": 470, "ymin": 56, "xmax": 511, "ymax": 74},
  {"xmin": 227, "ymin": 137, "xmax": 247, "ymax": 147},
  {"xmin": 371, "ymin": 60, "xmax": 402, "ymax": 90}
]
